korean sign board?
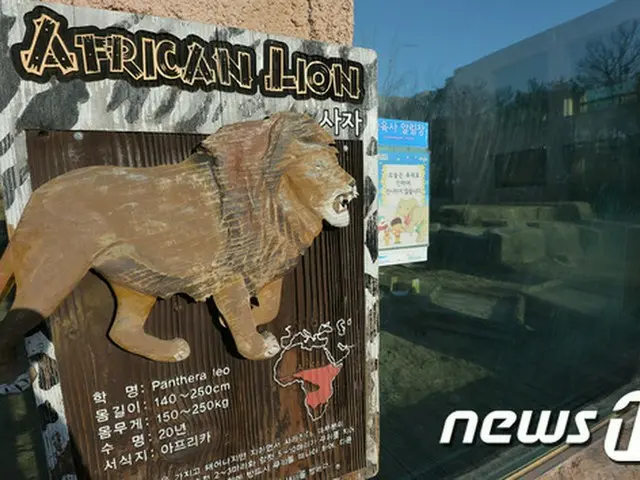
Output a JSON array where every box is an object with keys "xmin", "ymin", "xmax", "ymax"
[
  {"xmin": 377, "ymin": 118, "xmax": 430, "ymax": 267},
  {"xmin": 0, "ymin": 1, "xmax": 380, "ymax": 479}
]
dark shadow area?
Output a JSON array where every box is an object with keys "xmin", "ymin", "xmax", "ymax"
[
  {"xmin": 0, "ymin": 221, "xmax": 49, "ymax": 479},
  {"xmin": 205, "ymin": 296, "xmax": 245, "ymax": 360},
  {"xmin": 68, "ymin": 433, "xmax": 91, "ymax": 480},
  {"xmin": 0, "ymin": 389, "xmax": 49, "ymax": 480}
]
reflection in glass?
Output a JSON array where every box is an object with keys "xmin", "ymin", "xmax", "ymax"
[{"xmin": 361, "ymin": 1, "xmax": 640, "ymax": 478}]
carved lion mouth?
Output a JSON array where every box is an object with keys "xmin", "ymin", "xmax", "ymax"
[{"xmin": 332, "ymin": 187, "xmax": 358, "ymax": 214}]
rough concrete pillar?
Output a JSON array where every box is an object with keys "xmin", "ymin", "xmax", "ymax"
[{"xmin": 54, "ymin": 0, "xmax": 354, "ymax": 44}]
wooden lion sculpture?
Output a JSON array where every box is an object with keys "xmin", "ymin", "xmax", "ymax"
[{"xmin": 0, "ymin": 111, "xmax": 358, "ymax": 384}]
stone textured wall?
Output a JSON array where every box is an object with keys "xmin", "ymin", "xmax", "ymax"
[
  {"xmin": 540, "ymin": 436, "xmax": 640, "ymax": 480},
  {"xmin": 538, "ymin": 410, "xmax": 639, "ymax": 480},
  {"xmin": 52, "ymin": 0, "xmax": 354, "ymax": 44}
]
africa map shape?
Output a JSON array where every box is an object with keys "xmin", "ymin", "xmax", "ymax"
[{"xmin": 273, "ymin": 320, "xmax": 354, "ymax": 421}]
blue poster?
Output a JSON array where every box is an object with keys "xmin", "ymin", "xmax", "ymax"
[
  {"xmin": 378, "ymin": 118, "xmax": 429, "ymax": 149},
  {"xmin": 377, "ymin": 151, "xmax": 430, "ymax": 253},
  {"xmin": 377, "ymin": 118, "xmax": 430, "ymax": 267}
]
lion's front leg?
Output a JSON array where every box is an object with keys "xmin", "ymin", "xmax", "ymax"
[
  {"xmin": 213, "ymin": 277, "xmax": 281, "ymax": 360},
  {"xmin": 251, "ymin": 277, "xmax": 284, "ymax": 326}
]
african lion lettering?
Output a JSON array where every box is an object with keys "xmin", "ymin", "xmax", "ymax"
[{"xmin": 0, "ymin": 112, "xmax": 358, "ymax": 387}]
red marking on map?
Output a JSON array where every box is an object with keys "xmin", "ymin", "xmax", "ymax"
[{"xmin": 292, "ymin": 364, "xmax": 342, "ymax": 410}]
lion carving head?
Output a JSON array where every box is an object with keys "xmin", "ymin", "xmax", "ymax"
[
  {"xmin": 196, "ymin": 112, "xmax": 358, "ymax": 237},
  {"xmin": 275, "ymin": 116, "xmax": 358, "ymax": 229}
]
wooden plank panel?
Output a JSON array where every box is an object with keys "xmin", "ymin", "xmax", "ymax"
[{"xmin": 25, "ymin": 129, "xmax": 366, "ymax": 479}]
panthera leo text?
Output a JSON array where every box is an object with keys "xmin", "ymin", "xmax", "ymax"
[{"xmin": 151, "ymin": 372, "xmax": 208, "ymax": 391}]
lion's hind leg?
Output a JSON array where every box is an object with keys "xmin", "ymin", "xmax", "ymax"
[{"xmin": 108, "ymin": 283, "xmax": 190, "ymax": 362}]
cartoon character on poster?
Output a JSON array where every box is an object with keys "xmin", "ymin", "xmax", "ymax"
[
  {"xmin": 377, "ymin": 152, "xmax": 430, "ymax": 249},
  {"xmin": 377, "ymin": 217, "xmax": 391, "ymax": 246}
]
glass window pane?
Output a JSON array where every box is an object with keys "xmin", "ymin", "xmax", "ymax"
[{"xmin": 356, "ymin": 0, "xmax": 640, "ymax": 477}]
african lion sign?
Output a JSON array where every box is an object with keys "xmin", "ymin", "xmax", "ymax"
[{"xmin": 0, "ymin": 2, "xmax": 378, "ymax": 480}]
